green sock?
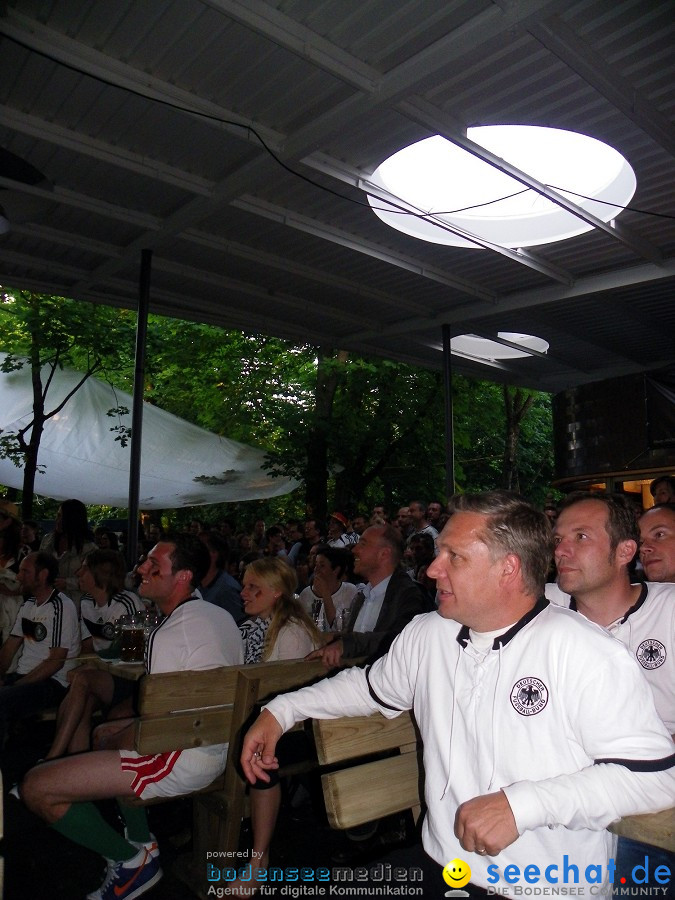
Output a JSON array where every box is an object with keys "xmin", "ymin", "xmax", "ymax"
[
  {"xmin": 119, "ymin": 802, "xmax": 151, "ymax": 843},
  {"xmin": 52, "ymin": 802, "xmax": 137, "ymax": 862}
]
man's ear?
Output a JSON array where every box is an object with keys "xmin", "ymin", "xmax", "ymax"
[
  {"xmin": 500, "ymin": 552, "xmax": 521, "ymax": 584},
  {"xmin": 615, "ymin": 539, "xmax": 638, "ymax": 568}
]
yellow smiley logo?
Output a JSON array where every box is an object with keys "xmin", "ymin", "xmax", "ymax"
[{"xmin": 443, "ymin": 858, "xmax": 471, "ymax": 889}]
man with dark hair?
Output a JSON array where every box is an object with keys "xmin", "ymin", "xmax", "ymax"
[
  {"xmin": 20, "ymin": 535, "xmax": 243, "ymax": 900},
  {"xmin": 370, "ymin": 504, "xmax": 387, "ymax": 523},
  {"xmin": 393, "ymin": 505, "xmax": 412, "ymax": 541},
  {"xmin": 264, "ymin": 525, "xmax": 290, "ymax": 559},
  {"xmin": 243, "ymin": 492, "xmax": 674, "ymax": 897},
  {"xmin": 307, "ymin": 524, "xmax": 429, "ymax": 667},
  {"xmin": 639, "ymin": 502, "xmax": 675, "ymax": 584},
  {"xmin": 427, "ymin": 499, "xmax": 447, "ymax": 533},
  {"xmin": 197, "ymin": 531, "xmax": 245, "ymax": 623},
  {"xmin": 302, "ymin": 518, "xmax": 323, "ymax": 553},
  {"xmin": 350, "ymin": 513, "xmax": 368, "ymax": 537},
  {"xmin": 650, "ymin": 475, "xmax": 675, "ymax": 505},
  {"xmin": 0, "ymin": 551, "xmax": 80, "ymax": 744},
  {"xmin": 408, "ymin": 499, "xmax": 439, "ymax": 545},
  {"xmin": 548, "ymin": 491, "xmax": 674, "ymax": 734}
]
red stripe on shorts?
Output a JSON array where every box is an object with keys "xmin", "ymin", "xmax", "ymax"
[{"xmin": 120, "ymin": 750, "xmax": 183, "ymax": 797}]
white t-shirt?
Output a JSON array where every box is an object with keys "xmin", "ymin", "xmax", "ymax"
[
  {"xmin": 145, "ymin": 595, "xmax": 243, "ymax": 674},
  {"xmin": 299, "ymin": 581, "xmax": 358, "ymax": 631},
  {"xmin": 11, "ymin": 590, "xmax": 81, "ymax": 688},
  {"xmin": 80, "ymin": 589, "xmax": 144, "ymax": 651},
  {"xmin": 266, "ymin": 619, "xmax": 317, "ymax": 661},
  {"xmin": 546, "ymin": 580, "xmax": 675, "ymax": 732}
]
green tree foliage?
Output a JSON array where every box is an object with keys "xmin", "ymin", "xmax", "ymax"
[
  {"xmin": 453, "ymin": 377, "xmax": 554, "ymax": 504},
  {"xmin": 0, "ymin": 290, "xmax": 555, "ymax": 521}
]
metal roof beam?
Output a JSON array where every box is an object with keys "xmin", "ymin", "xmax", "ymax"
[
  {"xmin": 529, "ymin": 16, "xmax": 675, "ymax": 159},
  {"xmin": 343, "ymin": 257, "xmax": 675, "ymax": 341},
  {"xmin": 232, "ymin": 194, "xmax": 494, "ymax": 302},
  {"xmin": 201, "ymin": 0, "xmax": 381, "ymax": 92},
  {"xmin": 0, "ymin": 108, "xmax": 214, "ymax": 196}
]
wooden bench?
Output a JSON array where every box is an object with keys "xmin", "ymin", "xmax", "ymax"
[
  {"xmin": 313, "ymin": 710, "xmax": 424, "ymax": 830},
  {"xmin": 609, "ymin": 808, "xmax": 674, "ymax": 853},
  {"xmin": 131, "ymin": 658, "xmax": 326, "ymax": 898},
  {"xmin": 313, "ymin": 711, "xmax": 674, "ymax": 854}
]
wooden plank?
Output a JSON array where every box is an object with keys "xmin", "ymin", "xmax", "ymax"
[
  {"xmin": 609, "ymin": 807, "xmax": 674, "ymax": 852},
  {"xmin": 241, "ymin": 658, "xmax": 326, "ymax": 703},
  {"xmin": 321, "ymin": 753, "xmax": 422, "ymax": 830},
  {"xmin": 134, "ymin": 707, "xmax": 233, "ymax": 754},
  {"xmin": 138, "ymin": 667, "xmax": 240, "ymax": 716},
  {"xmin": 313, "ymin": 711, "xmax": 417, "ymax": 765}
]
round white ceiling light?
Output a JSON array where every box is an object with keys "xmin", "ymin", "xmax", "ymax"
[
  {"xmin": 367, "ymin": 125, "xmax": 636, "ymax": 249},
  {"xmin": 451, "ymin": 332, "xmax": 549, "ymax": 361}
]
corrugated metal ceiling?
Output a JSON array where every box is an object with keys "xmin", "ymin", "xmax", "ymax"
[{"xmin": 0, "ymin": 0, "xmax": 673, "ymax": 392}]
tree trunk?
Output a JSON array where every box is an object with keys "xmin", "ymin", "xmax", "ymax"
[
  {"xmin": 21, "ymin": 327, "xmax": 47, "ymax": 519},
  {"xmin": 501, "ymin": 386, "xmax": 535, "ymax": 493},
  {"xmin": 304, "ymin": 349, "xmax": 348, "ymax": 520}
]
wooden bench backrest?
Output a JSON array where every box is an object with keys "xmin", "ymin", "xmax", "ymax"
[
  {"xmin": 134, "ymin": 666, "xmax": 241, "ymax": 755},
  {"xmin": 134, "ymin": 659, "xmax": 326, "ymax": 756},
  {"xmin": 313, "ymin": 711, "xmax": 423, "ymax": 830}
]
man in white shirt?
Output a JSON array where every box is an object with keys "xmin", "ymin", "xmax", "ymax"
[
  {"xmin": 407, "ymin": 499, "xmax": 439, "ymax": 545},
  {"xmin": 20, "ymin": 534, "xmax": 243, "ymax": 900},
  {"xmin": 0, "ymin": 551, "xmax": 80, "ymax": 745},
  {"xmin": 548, "ymin": 492, "xmax": 674, "ymax": 735}
]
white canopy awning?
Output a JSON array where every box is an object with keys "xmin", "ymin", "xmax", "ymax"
[{"xmin": 0, "ymin": 356, "xmax": 299, "ymax": 508}]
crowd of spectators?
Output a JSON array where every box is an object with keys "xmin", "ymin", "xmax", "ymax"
[{"xmin": 0, "ymin": 478, "xmax": 673, "ymax": 899}]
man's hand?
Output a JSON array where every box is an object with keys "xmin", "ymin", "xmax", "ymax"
[
  {"xmin": 305, "ymin": 639, "xmax": 344, "ymax": 668},
  {"xmin": 454, "ymin": 790, "xmax": 518, "ymax": 856},
  {"xmin": 240, "ymin": 708, "xmax": 283, "ymax": 784}
]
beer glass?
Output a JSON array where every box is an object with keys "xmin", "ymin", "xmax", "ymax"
[{"xmin": 120, "ymin": 613, "xmax": 145, "ymax": 662}]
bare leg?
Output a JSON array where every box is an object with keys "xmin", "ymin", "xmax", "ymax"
[
  {"xmin": 46, "ymin": 668, "xmax": 115, "ymax": 759},
  {"xmin": 21, "ymin": 751, "xmax": 137, "ymax": 823},
  {"xmin": 228, "ymin": 785, "xmax": 281, "ymax": 897}
]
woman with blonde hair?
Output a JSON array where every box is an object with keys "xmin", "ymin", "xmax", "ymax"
[
  {"xmin": 239, "ymin": 557, "xmax": 320, "ymax": 663},
  {"xmin": 232, "ymin": 557, "xmax": 321, "ymax": 895}
]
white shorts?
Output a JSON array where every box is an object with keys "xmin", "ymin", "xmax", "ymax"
[{"xmin": 119, "ymin": 743, "xmax": 228, "ymax": 800}]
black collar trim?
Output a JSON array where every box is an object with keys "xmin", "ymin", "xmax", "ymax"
[
  {"xmin": 618, "ymin": 581, "xmax": 648, "ymax": 624},
  {"xmin": 456, "ymin": 596, "xmax": 550, "ymax": 650},
  {"xmin": 569, "ymin": 582, "xmax": 647, "ymax": 624}
]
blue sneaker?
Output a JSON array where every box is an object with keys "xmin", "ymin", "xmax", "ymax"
[{"xmin": 86, "ymin": 848, "xmax": 162, "ymax": 900}]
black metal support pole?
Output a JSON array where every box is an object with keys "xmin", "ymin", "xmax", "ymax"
[
  {"xmin": 442, "ymin": 323, "xmax": 455, "ymax": 500},
  {"xmin": 127, "ymin": 249, "xmax": 151, "ymax": 567}
]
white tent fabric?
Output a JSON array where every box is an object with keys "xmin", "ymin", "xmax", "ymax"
[{"xmin": 0, "ymin": 356, "xmax": 299, "ymax": 508}]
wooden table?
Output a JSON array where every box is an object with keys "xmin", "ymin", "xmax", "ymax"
[{"xmin": 71, "ymin": 654, "xmax": 145, "ymax": 681}]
